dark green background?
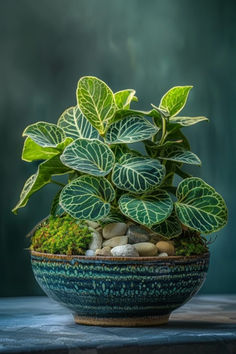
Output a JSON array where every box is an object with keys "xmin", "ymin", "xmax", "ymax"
[{"xmin": 0, "ymin": 0, "xmax": 235, "ymax": 296}]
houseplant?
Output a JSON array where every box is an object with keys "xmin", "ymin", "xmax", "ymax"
[{"xmin": 13, "ymin": 76, "xmax": 228, "ymax": 326}]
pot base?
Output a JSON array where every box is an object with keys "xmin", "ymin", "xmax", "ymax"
[{"xmin": 73, "ymin": 314, "xmax": 170, "ymax": 327}]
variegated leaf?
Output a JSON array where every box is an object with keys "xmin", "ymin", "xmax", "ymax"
[
  {"xmin": 59, "ymin": 176, "xmax": 115, "ymax": 220},
  {"xmin": 160, "ymin": 86, "xmax": 193, "ymax": 117},
  {"xmin": 22, "ymin": 137, "xmax": 73, "ymax": 162},
  {"xmin": 119, "ymin": 191, "xmax": 173, "ymax": 227},
  {"xmin": 12, "ymin": 156, "xmax": 71, "ymax": 214},
  {"xmin": 170, "ymin": 116, "xmax": 209, "ymax": 126},
  {"xmin": 60, "ymin": 138, "xmax": 115, "ymax": 176},
  {"xmin": 158, "ymin": 144, "xmax": 201, "ymax": 165},
  {"xmin": 23, "ymin": 122, "xmax": 66, "ymax": 147},
  {"xmin": 113, "ymin": 108, "xmax": 162, "ymax": 124},
  {"xmin": 105, "ymin": 116, "xmax": 158, "ymax": 144},
  {"xmin": 114, "ymin": 89, "xmax": 137, "ymax": 109},
  {"xmin": 111, "ymin": 144, "xmax": 142, "ymax": 162},
  {"xmin": 57, "ymin": 106, "xmax": 99, "ymax": 139},
  {"xmin": 151, "ymin": 210, "xmax": 182, "ymax": 239},
  {"xmin": 112, "ymin": 155, "xmax": 165, "ymax": 193},
  {"xmin": 175, "ymin": 177, "xmax": 228, "ymax": 234},
  {"xmin": 77, "ymin": 76, "xmax": 117, "ymax": 134}
]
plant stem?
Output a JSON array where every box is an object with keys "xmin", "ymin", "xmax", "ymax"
[
  {"xmin": 159, "ymin": 116, "xmax": 167, "ymax": 145},
  {"xmin": 175, "ymin": 167, "xmax": 192, "ymax": 179},
  {"xmin": 51, "ymin": 179, "xmax": 66, "ymax": 187}
]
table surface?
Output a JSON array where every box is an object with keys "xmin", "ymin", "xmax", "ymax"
[{"xmin": 0, "ymin": 295, "xmax": 236, "ymax": 354}]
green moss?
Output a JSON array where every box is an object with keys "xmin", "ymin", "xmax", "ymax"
[
  {"xmin": 174, "ymin": 229, "xmax": 208, "ymax": 256},
  {"xmin": 31, "ymin": 214, "xmax": 93, "ymax": 255}
]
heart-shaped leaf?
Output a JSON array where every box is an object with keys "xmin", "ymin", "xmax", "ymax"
[
  {"xmin": 57, "ymin": 106, "xmax": 99, "ymax": 140},
  {"xmin": 114, "ymin": 89, "xmax": 137, "ymax": 109},
  {"xmin": 175, "ymin": 177, "xmax": 228, "ymax": 234},
  {"xmin": 22, "ymin": 137, "xmax": 73, "ymax": 162},
  {"xmin": 170, "ymin": 116, "xmax": 209, "ymax": 127},
  {"xmin": 105, "ymin": 116, "xmax": 158, "ymax": 144},
  {"xmin": 158, "ymin": 144, "xmax": 201, "ymax": 165},
  {"xmin": 12, "ymin": 156, "xmax": 71, "ymax": 213},
  {"xmin": 151, "ymin": 210, "xmax": 182, "ymax": 239},
  {"xmin": 60, "ymin": 138, "xmax": 115, "ymax": 176},
  {"xmin": 112, "ymin": 155, "xmax": 165, "ymax": 193},
  {"xmin": 119, "ymin": 191, "xmax": 173, "ymax": 227},
  {"xmin": 160, "ymin": 86, "xmax": 193, "ymax": 117},
  {"xmin": 23, "ymin": 122, "xmax": 66, "ymax": 147},
  {"xmin": 77, "ymin": 76, "xmax": 117, "ymax": 135},
  {"xmin": 59, "ymin": 176, "xmax": 115, "ymax": 220}
]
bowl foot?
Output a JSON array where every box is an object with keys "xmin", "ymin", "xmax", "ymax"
[{"xmin": 73, "ymin": 314, "xmax": 170, "ymax": 327}]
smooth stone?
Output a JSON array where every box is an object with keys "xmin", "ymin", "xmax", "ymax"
[
  {"xmin": 127, "ymin": 225, "xmax": 150, "ymax": 244},
  {"xmin": 103, "ymin": 236, "xmax": 128, "ymax": 248},
  {"xmin": 95, "ymin": 247, "xmax": 112, "ymax": 256},
  {"xmin": 156, "ymin": 241, "xmax": 175, "ymax": 256},
  {"xmin": 157, "ymin": 252, "xmax": 168, "ymax": 257},
  {"xmin": 111, "ymin": 244, "xmax": 139, "ymax": 257},
  {"xmin": 102, "ymin": 223, "xmax": 128, "ymax": 239},
  {"xmin": 87, "ymin": 221, "xmax": 100, "ymax": 229},
  {"xmin": 85, "ymin": 250, "xmax": 95, "ymax": 256},
  {"xmin": 134, "ymin": 242, "xmax": 158, "ymax": 256},
  {"xmin": 88, "ymin": 230, "xmax": 103, "ymax": 251}
]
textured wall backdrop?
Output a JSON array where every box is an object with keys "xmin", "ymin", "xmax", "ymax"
[{"xmin": 0, "ymin": 0, "xmax": 235, "ymax": 296}]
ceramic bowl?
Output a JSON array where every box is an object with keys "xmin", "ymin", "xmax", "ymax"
[{"xmin": 31, "ymin": 251, "xmax": 209, "ymax": 326}]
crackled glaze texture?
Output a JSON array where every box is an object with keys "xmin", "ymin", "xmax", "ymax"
[{"xmin": 31, "ymin": 252, "xmax": 209, "ymax": 326}]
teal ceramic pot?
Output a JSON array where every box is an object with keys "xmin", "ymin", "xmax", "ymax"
[{"xmin": 31, "ymin": 251, "xmax": 209, "ymax": 326}]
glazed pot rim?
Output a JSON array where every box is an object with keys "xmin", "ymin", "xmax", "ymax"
[{"xmin": 30, "ymin": 250, "xmax": 210, "ymax": 262}]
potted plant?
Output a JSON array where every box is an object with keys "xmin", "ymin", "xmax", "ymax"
[{"xmin": 13, "ymin": 76, "xmax": 228, "ymax": 326}]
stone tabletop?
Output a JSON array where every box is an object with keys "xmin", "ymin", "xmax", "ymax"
[{"xmin": 0, "ymin": 295, "xmax": 236, "ymax": 354}]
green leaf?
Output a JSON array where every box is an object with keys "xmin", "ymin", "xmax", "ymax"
[
  {"xmin": 169, "ymin": 116, "xmax": 209, "ymax": 127},
  {"xmin": 175, "ymin": 177, "xmax": 228, "ymax": 234},
  {"xmin": 166, "ymin": 128, "xmax": 191, "ymax": 150},
  {"xmin": 160, "ymin": 86, "xmax": 193, "ymax": 117},
  {"xmin": 158, "ymin": 144, "xmax": 201, "ymax": 165},
  {"xmin": 112, "ymin": 155, "xmax": 165, "ymax": 193},
  {"xmin": 144, "ymin": 129, "xmax": 191, "ymax": 159},
  {"xmin": 111, "ymin": 144, "xmax": 142, "ymax": 162},
  {"xmin": 114, "ymin": 89, "xmax": 136, "ymax": 109},
  {"xmin": 57, "ymin": 106, "xmax": 99, "ymax": 139},
  {"xmin": 110, "ymin": 144, "xmax": 130, "ymax": 161},
  {"xmin": 22, "ymin": 137, "xmax": 73, "ymax": 162},
  {"xmin": 145, "ymin": 140, "xmax": 182, "ymax": 158},
  {"xmin": 60, "ymin": 138, "xmax": 115, "ymax": 177},
  {"xmin": 76, "ymin": 76, "xmax": 117, "ymax": 134},
  {"xmin": 151, "ymin": 210, "xmax": 182, "ymax": 239},
  {"xmin": 50, "ymin": 189, "xmax": 65, "ymax": 217},
  {"xmin": 105, "ymin": 116, "xmax": 158, "ymax": 144},
  {"xmin": 119, "ymin": 191, "xmax": 173, "ymax": 227},
  {"xmin": 113, "ymin": 108, "xmax": 161, "ymax": 124},
  {"xmin": 23, "ymin": 122, "xmax": 66, "ymax": 147},
  {"xmin": 12, "ymin": 156, "xmax": 71, "ymax": 214},
  {"xmin": 59, "ymin": 176, "xmax": 115, "ymax": 220}
]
